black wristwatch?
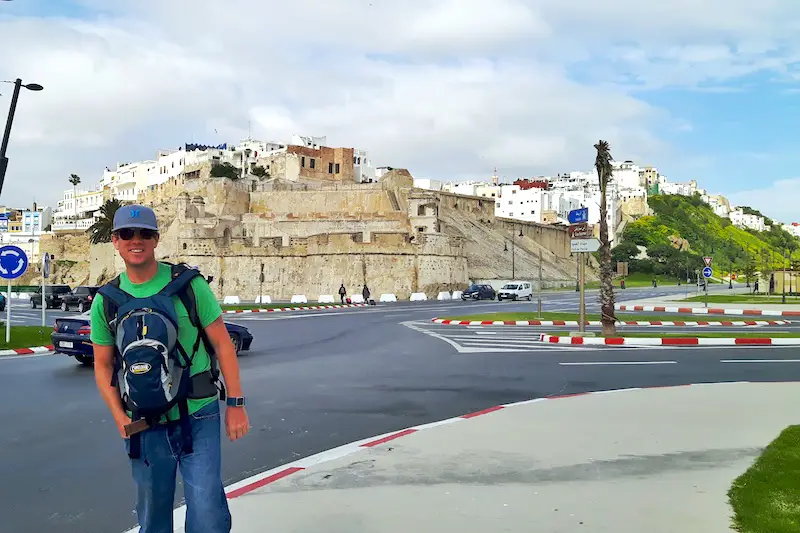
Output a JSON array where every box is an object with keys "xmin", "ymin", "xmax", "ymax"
[{"xmin": 226, "ymin": 397, "xmax": 246, "ymax": 407}]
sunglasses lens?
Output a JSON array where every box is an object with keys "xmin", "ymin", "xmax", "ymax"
[{"xmin": 117, "ymin": 228, "xmax": 157, "ymax": 240}]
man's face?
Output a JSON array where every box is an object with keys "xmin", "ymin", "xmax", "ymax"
[{"xmin": 111, "ymin": 227, "xmax": 159, "ymax": 267}]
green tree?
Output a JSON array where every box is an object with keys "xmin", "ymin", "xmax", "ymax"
[
  {"xmin": 210, "ymin": 162, "xmax": 240, "ymax": 180},
  {"xmin": 594, "ymin": 140, "xmax": 616, "ymax": 334},
  {"xmin": 251, "ymin": 165, "xmax": 269, "ymax": 178},
  {"xmin": 612, "ymin": 241, "xmax": 639, "ymax": 262},
  {"xmin": 86, "ymin": 198, "xmax": 124, "ymax": 244},
  {"xmin": 68, "ymin": 174, "xmax": 81, "ymax": 219}
]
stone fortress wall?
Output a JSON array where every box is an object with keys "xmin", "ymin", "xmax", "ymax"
[{"xmin": 43, "ymin": 165, "xmax": 597, "ymax": 300}]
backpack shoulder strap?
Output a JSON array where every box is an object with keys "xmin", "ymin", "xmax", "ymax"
[
  {"xmin": 99, "ymin": 275, "xmax": 127, "ymax": 328},
  {"xmin": 168, "ymin": 263, "xmax": 225, "ymax": 399}
]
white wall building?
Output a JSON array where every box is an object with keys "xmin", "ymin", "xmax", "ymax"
[
  {"xmin": 413, "ymin": 178, "xmax": 443, "ymax": 191},
  {"xmin": 730, "ymin": 209, "xmax": 767, "ymax": 232}
]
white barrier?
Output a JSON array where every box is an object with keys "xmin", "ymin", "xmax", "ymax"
[
  {"xmin": 18, "ymin": 292, "xmax": 30, "ymax": 300},
  {"xmin": 254, "ymin": 295, "xmax": 272, "ymax": 304},
  {"xmin": 222, "ymin": 296, "xmax": 240, "ymax": 305},
  {"xmin": 350, "ymin": 294, "xmax": 365, "ymax": 303},
  {"xmin": 318, "ymin": 294, "xmax": 335, "ymax": 303},
  {"xmin": 451, "ymin": 291, "xmax": 463, "ymax": 299},
  {"xmin": 290, "ymin": 294, "xmax": 308, "ymax": 304},
  {"xmin": 410, "ymin": 292, "xmax": 427, "ymax": 301},
  {"xmin": 380, "ymin": 293, "xmax": 398, "ymax": 302},
  {"xmin": 437, "ymin": 291, "xmax": 452, "ymax": 300}
]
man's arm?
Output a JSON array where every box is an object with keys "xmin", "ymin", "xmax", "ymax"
[
  {"xmin": 93, "ymin": 343, "xmax": 131, "ymax": 439},
  {"xmin": 204, "ymin": 316, "xmax": 244, "ymax": 398},
  {"xmin": 190, "ymin": 276, "xmax": 250, "ymax": 441},
  {"xmin": 89, "ymin": 294, "xmax": 130, "ymax": 439}
]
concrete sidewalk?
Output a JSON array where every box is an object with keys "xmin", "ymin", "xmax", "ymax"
[
  {"xmin": 618, "ymin": 292, "xmax": 800, "ymax": 311},
  {"xmin": 203, "ymin": 382, "xmax": 799, "ymax": 533}
]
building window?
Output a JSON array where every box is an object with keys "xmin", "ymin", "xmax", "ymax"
[
  {"xmin": 310, "ymin": 159, "xmax": 315, "ymax": 169},
  {"xmin": 329, "ymin": 162, "xmax": 334, "ymax": 173},
  {"xmin": 302, "ymin": 157, "xmax": 306, "ymax": 168},
  {"xmin": 335, "ymin": 163, "xmax": 340, "ymax": 174}
]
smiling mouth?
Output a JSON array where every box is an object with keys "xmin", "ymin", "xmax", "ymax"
[{"xmin": 130, "ymin": 249, "xmax": 144, "ymax": 253}]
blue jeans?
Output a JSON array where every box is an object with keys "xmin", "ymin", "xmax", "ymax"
[{"xmin": 125, "ymin": 401, "xmax": 232, "ymax": 533}]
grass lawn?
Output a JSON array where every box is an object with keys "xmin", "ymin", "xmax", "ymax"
[
  {"xmin": 681, "ymin": 294, "xmax": 799, "ymax": 304},
  {"xmin": 221, "ymin": 302, "xmax": 349, "ymax": 311},
  {"xmin": 0, "ymin": 325, "xmax": 53, "ymax": 351},
  {"xmin": 436, "ymin": 312, "xmax": 748, "ymax": 322},
  {"xmin": 544, "ymin": 331, "xmax": 800, "ymax": 338},
  {"xmin": 728, "ymin": 425, "xmax": 800, "ymax": 533},
  {"xmin": 583, "ymin": 272, "xmax": 703, "ymax": 290}
]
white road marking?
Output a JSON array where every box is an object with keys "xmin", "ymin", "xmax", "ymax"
[
  {"xmin": 720, "ymin": 359, "xmax": 800, "ymax": 363},
  {"xmin": 559, "ymin": 361, "xmax": 677, "ymax": 366}
]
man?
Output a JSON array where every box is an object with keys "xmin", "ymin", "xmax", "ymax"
[{"xmin": 90, "ymin": 204, "xmax": 250, "ymax": 533}]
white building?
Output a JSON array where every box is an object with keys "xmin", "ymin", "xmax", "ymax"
[
  {"xmin": 782, "ymin": 223, "xmax": 800, "ymax": 238},
  {"xmin": 413, "ymin": 178, "xmax": 443, "ymax": 191},
  {"xmin": 495, "ymin": 185, "xmax": 553, "ymax": 223},
  {"xmin": 730, "ymin": 209, "xmax": 767, "ymax": 232},
  {"xmin": 610, "ymin": 160, "xmax": 643, "ymax": 190}
]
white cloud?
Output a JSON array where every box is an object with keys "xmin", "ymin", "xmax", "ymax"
[
  {"xmin": 728, "ymin": 178, "xmax": 800, "ymax": 225},
  {"xmin": 0, "ymin": 0, "xmax": 799, "ymax": 209}
]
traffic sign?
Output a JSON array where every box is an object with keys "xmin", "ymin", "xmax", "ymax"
[
  {"xmin": 568, "ymin": 207, "xmax": 589, "ymax": 224},
  {"xmin": 568, "ymin": 222, "xmax": 591, "ymax": 239},
  {"xmin": 703, "ymin": 256, "xmax": 712, "ymax": 267},
  {"xmin": 702, "ymin": 266, "xmax": 713, "ymax": 278},
  {"xmin": 571, "ymin": 238, "xmax": 601, "ymax": 253},
  {"xmin": 0, "ymin": 245, "xmax": 28, "ymax": 280}
]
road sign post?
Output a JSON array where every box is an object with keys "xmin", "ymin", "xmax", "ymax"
[
  {"xmin": 0, "ymin": 245, "xmax": 29, "ymax": 343},
  {"xmin": 702, "ymin": 266, "xmax": 713, "ymax": 308},
  {"xmin": 570, "ymin": 238, "xmax": 601, "ymax": 253},
  {"xmin": 41, "ymin": 252, "xmax": 51, "ymax": 327}
]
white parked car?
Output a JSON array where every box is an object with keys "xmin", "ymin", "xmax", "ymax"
[{"xmin": 497, "ymin": 282, "xmax": 533, "ymax": 301}]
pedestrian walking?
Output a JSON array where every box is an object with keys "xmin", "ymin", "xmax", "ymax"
[
  {"xmin": 90, "ymin": 204, "xmax": 250, "ymax": 533},
  {"xmin": 339, "ymin": 283, "xmax": 347, "ymax": 304}
]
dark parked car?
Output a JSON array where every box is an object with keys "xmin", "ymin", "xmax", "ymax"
[
  {"xmin": 461, "ymin": 284, "xmax": 497, "ymax": 300},
  {"xmin": 51, "ymin": 312, "xmax": 254, "ymax": 366},
  {"xmin": 31, "ymin": 285, "xmax": 73, "ymax": 309},
  {"xmin": 59, "ymin": 286, "xmax": 100, "ymax": 313}
]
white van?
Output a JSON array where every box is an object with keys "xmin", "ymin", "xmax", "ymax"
[{"xmin": 497, "ymin": 281, "xmax": 533, "ymax": 301}]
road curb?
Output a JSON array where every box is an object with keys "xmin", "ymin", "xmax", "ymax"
[
  {"xmin": 616, "ymin": 304, "xmax": 800, "ymax": 317},
  {"xmin": 0, "ymin": 345, "xmax": 54, "ymax": 356},
  {"xmin": 222, "ymin": 304, "xmax": 369, "ymax": 314},
  {"xmin": 431, "ymin": 318, "xmax": 791, "ymax": 327},
  {"xmin": 539, "ymin": 335, "xmax": 800, "ymax": 346},
  {"xmin": 124, "ymin": 381, "xmax": 773, "ymax": 533}
]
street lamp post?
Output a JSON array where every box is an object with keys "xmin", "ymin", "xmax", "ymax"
[{"xmin": 0, "ymin": 78, "xmax": 44, "ymax": 197}]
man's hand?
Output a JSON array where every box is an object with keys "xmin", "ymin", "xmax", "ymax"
[
  {"xmin": 115, "ymin": 413, "xmax": 132, "ymax": 440},
  {"xmin": 225, "ymin": 407, "xmax": 250, "ymax": 441}
]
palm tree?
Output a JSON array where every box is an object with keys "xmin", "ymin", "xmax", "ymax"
[
  {"xmin": 594, "ymin": 140, "xmax": 617, "ymax": 335},
  {"xmin": 68, "ymin": 174, "xmax": 81, "ymax": 220},
  {"xmin": 86, "ymin": 198, "xmax": 124, "ymax": 244}
]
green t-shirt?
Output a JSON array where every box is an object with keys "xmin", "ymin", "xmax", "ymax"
[{"xmin": 90, "ymin": 262, "xmax": 222, "ymax": 421}]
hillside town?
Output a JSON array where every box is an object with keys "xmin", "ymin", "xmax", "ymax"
[{"xmin": 0, "ymin": 134, "xmax": 797, "ymax": 260}]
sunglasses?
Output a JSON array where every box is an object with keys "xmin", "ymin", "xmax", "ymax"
[{"xmin": 115, "ymin": 228, "xmax": 158, "ymax": 240}]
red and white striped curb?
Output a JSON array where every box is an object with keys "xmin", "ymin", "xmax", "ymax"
[
  {"xmin": 540, "ymin": 334, "xmax": 800, "ymax": 346},
  {"xmin": 616, "ymin": 304, "xmax": 800, "ymax": 317},
  {"xmin": 128, "ymin": 381, "xmax": 774, "ymax": 533},
  {"xmin": 222, "ymin": 303, "xmax": 368, "ymax": 314},
  {"xmin": 0, "ymin": 345, "xmax": 54, "ymax": 356},
  {"xmin": 431, "ymin": 318, "xmax": 790, "ymax": 327}
]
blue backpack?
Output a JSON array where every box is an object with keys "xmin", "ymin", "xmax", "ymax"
[{"xmin": 99, "ymin": 263, "xmax": 225, "ymax": 459}]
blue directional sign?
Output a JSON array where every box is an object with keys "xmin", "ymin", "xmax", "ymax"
[
  {"xmin": 568, "ymin": 207, "xmax": 589, "ymax": 224},
  {"xmin": 702, "ymin": 266, "xmax": 713, "ymax": 279},
  {"xmin": 0, "ymin": 245, "xmax": 29, "ymax": 280}
]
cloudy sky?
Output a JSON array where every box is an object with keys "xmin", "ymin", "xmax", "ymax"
[{"xmin": 1, "ymin": 0, "xmax": 799, "ymax": 222}]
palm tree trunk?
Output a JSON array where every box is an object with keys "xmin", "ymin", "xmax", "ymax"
[{"xmin": 599, "ymin": 183, "xmax": 617, "ymax": 335}]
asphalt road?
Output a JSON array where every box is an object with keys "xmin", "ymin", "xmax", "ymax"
[{"xmin": 1, "ymin": 283, "xmax": 795, "ymax": 533}]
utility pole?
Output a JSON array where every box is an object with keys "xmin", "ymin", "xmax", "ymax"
[
  {"xmin": 537, "ymin": 249, "xmax": 543, "ymax": 318},
  {"xmin": 783, "ymin": 248, "xmax": 787, "ymax": 304},
  {"xmin": 0, "ymin": 78, "xmax": 44, "ymax": 198},
  {"xmin": 579, "ymin": 253, "xmax": 586, "ymax": 333}
]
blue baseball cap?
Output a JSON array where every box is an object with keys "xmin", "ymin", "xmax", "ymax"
[{"xmin": 113, "ymin": 204, "xmax": 159, "ymax": 232}]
